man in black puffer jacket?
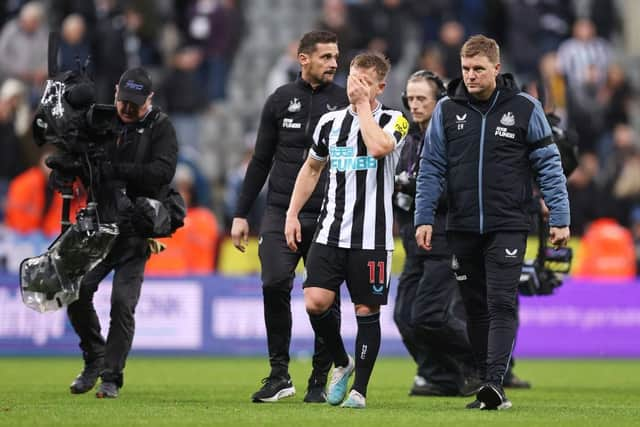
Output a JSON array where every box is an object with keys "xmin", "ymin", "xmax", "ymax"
[
  {"xmin": 415, "ymin": 35, "xmax": 570, "ymax": 410},
  {"xmin": 230, "ymin": 30, "xmax": 348, "ymax": 403}
]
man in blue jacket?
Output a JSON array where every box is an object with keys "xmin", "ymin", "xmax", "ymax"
[{"xmin": 414, "ymin": 35, "xmax": 570, "ymax": 410}]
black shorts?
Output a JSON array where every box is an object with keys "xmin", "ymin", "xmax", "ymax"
[{"xmin": 303, "ymin": 242, "xmax": 392, "ymax": 306}]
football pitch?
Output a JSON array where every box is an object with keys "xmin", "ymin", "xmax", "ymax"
[{"xmin": 1, "ymin": 357, "xmax": 639, "ymax": 426}]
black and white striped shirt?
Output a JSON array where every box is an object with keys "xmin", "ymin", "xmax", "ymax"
[
  {"xmin": 557, "ymin": 36, "xmax": 612, "ymax": 89},
  {"xmin": 310, "ymin": 102, "xmax": 408, "ymax": 250}
]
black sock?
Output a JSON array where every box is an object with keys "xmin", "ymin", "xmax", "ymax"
[
  {"xmin": 351, "ymin": 312, "xmax": 381, "ymax": 397},
  {"xmin": 308, "ymin": 308, "xmax": 348, "ymax": 368}
]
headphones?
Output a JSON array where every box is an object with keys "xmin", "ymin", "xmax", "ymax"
[{"xmin": 401, "ymin": 70, "xmax": 447, "ymax": 110}]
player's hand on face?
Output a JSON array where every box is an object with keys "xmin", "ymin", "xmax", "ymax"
[
  {"xmin": 231, "ymin": 217, "xmax": 250, "ymax": 252},
  {"xmin": 415, "ymin": 224, "xmax": 433, "ymax": 251},
  {"xmin": 284, "ymin": 214, "xmax": 302, "ymax": 252},
  {"xmin": 549, "ymin": 226, "xmax": 570, "ymax": 248},
  {"xmin": 347, "ymin": 75, "xmax": 369, "ymax": 106}
]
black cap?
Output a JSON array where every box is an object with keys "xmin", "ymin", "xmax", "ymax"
[{"xmin": 117, "ymin": 67, "xmax": 152, "ymax": 106}]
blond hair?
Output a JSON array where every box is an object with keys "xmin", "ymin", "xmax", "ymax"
[
  {"xmin": 460, "ymin": 35, "xmax": 500, "ymax": 64},
  {"xmin": 350, "ymin": 52, "xmax": 391, "ymax": 81}
]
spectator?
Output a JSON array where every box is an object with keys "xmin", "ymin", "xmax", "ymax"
[
  {"xmin": 4, "ymin": 149, "xmax": 85, "ymax": 237},
  {"xmin": 567, "ymin": 153, "xmax": 599, "ymax": 236},
  {"xmin": 413, "ymin": 44, "xmax": 446, "ymax": 82},
  {"xmin": 122, "ymin": 4, "xmax": 163, "ymax": 68},
  {"xmin": 264, "ymin": 40, "xmax": 299, "ymax": 99},
  {"xmin": 0, "ymin": 1, "xmax": 48, "ymax": 104},
  {"xmin": 317, "ymin": 0, "xmax": 356, "ymax": 85},
  {"xmin": 348, "ymin": 0, "xmax": 406, "ymax": 65},
  {"xmin": 0, "ymin": 79, "xmax": 29, "ymax": 219},
  {"xmin": 49, "ymin": 0, "xmax": 97, "ymax": 31},
  {"xmin": 597, "ymin": 124, "xmax": 638, "ymax": 224},
  {"xmin": 538, "ymin": 52, "xmax": 567, "ymax": 116},
  {"xmin": 185, "ymin": 0, "xmax": 245, "ymax": 102},
  {"xmin": 58, "ymin": 14, "xmax": 91, "ymax": 73},
  {"xmin": 161, "ymin": 44, "xmax": 208, "ymax": 158},
  {"xmin": 557, "ymin": 19, "xmax": 611, "ymax": 92},
  {"xmin": 91, "ymin": 1, "xmax": 127, "ymax": 103},
  {"xmin": 438, "ymin": 20, "xmax": 465, "ymax": 80}
]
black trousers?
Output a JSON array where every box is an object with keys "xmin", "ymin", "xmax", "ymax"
[
  {"xmin": 448, "ymin": 230, "xmax": 527, "ymax": 385},
  {"xmin": 67, "ymin": 236, "xmax": 149, "ymax": 388},
  {"xmin": 394, "ymin": 251, "xmax": 474, "ymax": 393},
  {"xmin": 258, "ymin": 206, "xmax": 337, "ymax": 382}
]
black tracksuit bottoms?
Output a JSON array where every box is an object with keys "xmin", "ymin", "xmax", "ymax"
[
  {"xmin": 447, "ymin": 230, "xmax": 527, "ymax": 385},
  {"xmin": 257, "ymin": 206, "xmax": 336, "ymax": 382},
  {"xmin": 67, "ymin": 236, "xmax": 149, "ymax": 388}
]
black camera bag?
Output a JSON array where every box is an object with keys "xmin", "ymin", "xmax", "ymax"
[{"xmin": 132, "ymin": 111, "xmax": 186, "ymax": 237}]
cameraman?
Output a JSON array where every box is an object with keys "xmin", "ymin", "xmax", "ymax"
[
  {"xmin": 64, "ymin": 67, "xmax": 178, "ymax": 399},
  {"xmin": 393, "ymin": 70, "xmax": 478, "ymax": 397}
]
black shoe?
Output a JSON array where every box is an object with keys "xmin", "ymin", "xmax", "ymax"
[
  {"xmin": 410, "ymin": 382, "xmax": 458, "ymax": 396},
  {"xmin": 70, "ymin": 358, "xmax": 103, "ymax": 394},
  {"xmin": 465, "ymin": 399, "xmax": 485, "ymax": 409},
  {"xmin": 251, "ymin": 376, "xmax": 296, "ymax": 403},
  {"xmin": 459, "ymin": 376, "xmax": 484, "ymax": 397},
  {"xmin": 477, "ymin": 383, "xmax": 512, "ymax": 410},
  {"xmin": 303, "ymin": 385, "xmax": 327, "ymax": 403},
  {"xmin": 95, "ymin": 381, "xmax": 119, "ymax": 398},
  {"xmin": 503, "ymin": 374, "xmax": 532, "ymax": 389}
]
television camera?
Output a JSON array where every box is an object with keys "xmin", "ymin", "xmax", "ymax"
[{"xmin": 20, "ymin": 32, "xmax": 120, "ymax": 312}]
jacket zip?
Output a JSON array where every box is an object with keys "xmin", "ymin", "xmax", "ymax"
[
  {"xmin": 467, "ymin": 90, "xmax": 500, "ymax": 234},
  {"xmin": 303, "ymin": 88, "xmax": 315, "ymax": 160}
]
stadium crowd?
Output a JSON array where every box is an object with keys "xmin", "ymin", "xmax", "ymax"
[{"xmin": 0, "ymin": 0, "xmax": 638, "ymax": 276}]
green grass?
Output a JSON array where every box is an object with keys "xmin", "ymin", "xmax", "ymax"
[{"xmin": 1, "ymin": 357, "xmax": 639, "ymax": 426}]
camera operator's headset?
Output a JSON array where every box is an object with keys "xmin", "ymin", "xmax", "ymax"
[{"xmin": 401, "ymin": 70, "xmax": 447, "ymax": 109}]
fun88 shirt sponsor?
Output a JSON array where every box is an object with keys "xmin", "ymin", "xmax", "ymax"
[{"xmin": 309, "ymin": 102, "xmax": 408, "ymax": 250}]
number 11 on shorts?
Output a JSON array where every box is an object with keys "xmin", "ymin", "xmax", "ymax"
[{"xmin": 368, "ymin": 261, "xmax": 385, "ymax": 284}]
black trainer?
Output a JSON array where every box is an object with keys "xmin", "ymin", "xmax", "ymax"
[
  {"xmin": 459, "ymin": 375, "xmax": 484, "ymax": 397},
  {"xmin": 465, "ymin": 399, "xmax": 485, "ymax": 409},
  {"xmin": 251, "ymin": 376, "xmax": 296, "ymax": 403},
  {"xmin": 70, "ymin": 358, "xmax": 103, "ymax": 394},
  {"xmin": 303, "ymin": 378, "xmax": 327, "ymax": 403},
  {"xmin": 477, "ymin": 383, "xmax": 512, "ymax": 410},
  {"xmin": 96, "ymin": 381, "xmax": 119, "ymax": 398}
]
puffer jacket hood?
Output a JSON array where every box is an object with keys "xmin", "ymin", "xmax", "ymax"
[{"xmin": 447, "ymin": 73, "xmax": 520, "ymax": 102}]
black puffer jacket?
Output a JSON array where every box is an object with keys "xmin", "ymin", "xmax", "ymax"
[
  {"xmin": 415, "ymin": 74, "xmax": 570, "ymax": 233},
  {"xmin": 234, "ymin": 77, "xmax": 348, "ymax": 217}
]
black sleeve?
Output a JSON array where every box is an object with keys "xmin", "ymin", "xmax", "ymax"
[
  {"xmin": 234, "ymin": 94, "xmax": 279, "ymax": 217},
  {"xmin": 116, "ymin": 118, "xmax": 178, "ymax": 187}
]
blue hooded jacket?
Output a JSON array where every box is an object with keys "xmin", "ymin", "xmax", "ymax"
[{"xmin": 414, "ymin": 74, "xmax": 570, "ymax": 233}]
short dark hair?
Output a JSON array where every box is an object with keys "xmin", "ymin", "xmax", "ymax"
[
  {"xmin": 350, "ymin": 51, "xmax": 391, "ymax": 81},
  {"xmin": 460, "ymin": 34, "xmax": 500, "ymax": 64},
  {"xmin": 298, "ymin": 30, "xmax": 338, "ymax": 55}
]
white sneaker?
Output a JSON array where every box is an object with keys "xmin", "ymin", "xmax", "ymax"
[
  {"xmin": 340, "ymin": 389, "xmax": 366, "ymax": 409},
  {"xmin": 327, "ymin": 355, "xmax": 355, "ymax": 405}
]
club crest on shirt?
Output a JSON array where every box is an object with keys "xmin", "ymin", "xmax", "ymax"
[
  {"xmin": 288, "ymin": 98, "xmax": 301, "ymax": 113},
  {"xmin": 500, "ymin": 112, "xmax": 515, "ymax": 126}
]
